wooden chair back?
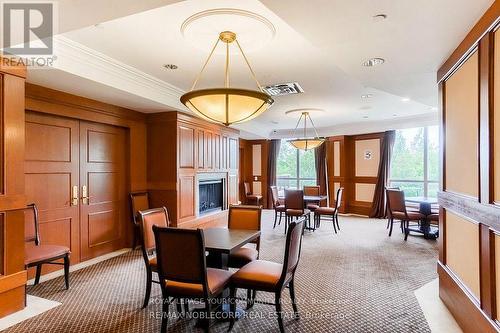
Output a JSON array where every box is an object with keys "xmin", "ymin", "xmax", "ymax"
[
  {"xmin": 243, "ymin": 182, "xmax": 252, "ymax": 195},
  {"xmin": 285, "ymin": 189, "xmax": 304, "ymax": 211},
  {"xmin": 386, "ymin": 188, "xmax": 407, "ymax": 214},
  {"xmin": 280, "ymin": 219, "xmax": 305, "ymax": 284},
  {"xmin": 153, "ymin": 226, "xmax": 208, "ymax": 291},
  {"xmin": 130, "ymin": 191, "xmax": 149, "ymax": 225},
  {"xmin": 138, "ymin": 207, "xmax": 170, "ymax": 253},
  {"xmin": 270, "ymin": 186, "xmax": 281, "ymax": 208},
  {"xmin": 25, "ymin": 203, "xmax": 40, "ymax": 245},
  {"xmin": 228, "ymin": 205, "xmax": 261, "ymax": 250},
  {"xmin": 335, "ymin": 187, "xmax": 344, "ymax": 210},
  {"xmin": 303, "ymin": 185, "xmax": 320, "ymax": 196}
]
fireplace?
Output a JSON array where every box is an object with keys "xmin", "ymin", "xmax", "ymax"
[{"xmin": 198, "ymin": 179, "xmax": 224, "ymax": 215}]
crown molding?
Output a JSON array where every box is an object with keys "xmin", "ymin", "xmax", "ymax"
[{"xmin": 52, "ymin": 36, "xmax": 186, "ymax": 111}]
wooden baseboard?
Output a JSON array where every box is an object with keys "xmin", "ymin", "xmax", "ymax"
[{"xmin": 438, "ymin": 262, "xmax": 498, "ymax": 332}]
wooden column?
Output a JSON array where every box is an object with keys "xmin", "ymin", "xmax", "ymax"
[{"xmin": 0, "ymin": 58, "xmax": 27, "ymax": 318}]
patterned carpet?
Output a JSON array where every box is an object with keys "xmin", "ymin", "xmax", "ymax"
[{"xmin": 5, "ymin": 211, "xmax": 438, "ymax": 333}]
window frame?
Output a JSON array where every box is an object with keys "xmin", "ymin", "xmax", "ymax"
[
  {"xmin": 277, "ymin": 141, "xmax": 316, "ymax": 190},
  {"xmin": 390, "ymin": 126, "xmax": 439, "ymax": 197}
]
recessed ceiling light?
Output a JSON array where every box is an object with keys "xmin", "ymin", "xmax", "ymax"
[
  {"xmin": 401, "ymin": 97, "xmax": 410, "ymax": 102},
  {"xmin": 393, "ymin": 114, "xmax": 398, "ymax": 117},
  {"xmin": 359, "ymin": 106, "xmax": 372, "ymax": 110},
  {"xmin": 363, "ymin": 115, "xmax": 369, "ymax": 119},
  {"xmin": 362, "ymin": 58, "xmax": 385, "ymax": 67},
  {"xmin": 361, "ymin": 94, "xmax": 373, "ymax": 99},
  {"xmin": 163, "ymin": 64, "xmax": 178, "ymax": 70},
  {"xmin": 373, "ymin": 14, "xmax": 388, "ymax": 22},
  {"xmin": 271, "ymin": 121, "xmax": 279, "ymax": 124}
]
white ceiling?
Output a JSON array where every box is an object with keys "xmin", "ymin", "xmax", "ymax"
[{"xmin": 26, "ymin": 0, "xmax": 494, "ymax": 138}]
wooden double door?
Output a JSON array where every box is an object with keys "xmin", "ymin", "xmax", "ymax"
[{"xmin": 25, "ymin": 112, "xmax": 127, "ymax": 264}]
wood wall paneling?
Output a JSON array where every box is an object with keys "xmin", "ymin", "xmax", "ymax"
[
  {"xmin": 437, "ymin": 6, "xmax": 500, "ymax": 328},
  {"xmin": 445, "ymin": 51, "xmax": 479, "ymax": 198},
  {"xmin": 147, "ymin": 112, "xmax": 239, "ymax": 227},
  {"xmin": 354, "ymin": 139, "xmax": 380, "ymax": 177},
  {"xmin": 0, "ymin": 59, "xmax": 27, "ymax": 318},
  {"xmin": 445, "ymin": 210, "xmax": 481, "ymax": 300},
  {"xmin": 179, "ymin": 126, "xmax": 195, "ymax": 169},
  {"xmin": 495, "ymin": 29, "xmax": 500, "ymax": 205}
]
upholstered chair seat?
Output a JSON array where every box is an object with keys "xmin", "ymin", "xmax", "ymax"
[
  {"xmin": 314, "ymin": 206, "xmax": 335, "ymax": 215},
  {"xmin": 314, "ymin": 187, "xmax": 344, "ymax": 234},
  {"xmin": 286, "ymin": 208, "xmax": 310, "ymax": 216},
  {"xmin": 428, "ymin": 213, "xmax": 439, "ymax": 223},
  {"xmin": 306, "ymin": 203, "xmax": 319, "ymax": 211},
  {"xmin": 165, "ymin": 268, "xmax": 233, "ymax": 297},
  {"xmin": 228, "ymin": 245, "xmax": 259, "ymax": 268},
  {"xmin": 24, "ymin": 203, "xmax": 71, "ymax": 289},
  {"xmin": 276, "ymin": 204, "xmax": 286, "ymax": 212},
  {"xmin": 230, "ymin": 260, "xmax": 283, "ymax": 291},
  {"xmin": 25, "ymin": 243, "xmax": 70, "ymax": 265},
  {"xmin": 229, "ymin": 220, "xmax": 306, "ymax": 333},
  {"xmin": 391, "ymin": 211, "xmax": 425, "ymax": 221}
]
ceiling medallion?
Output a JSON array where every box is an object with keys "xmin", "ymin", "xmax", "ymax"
[
  {"xmin": 288, "ymin": 111, "xmax": 325, "ymax": 150},
  {"xmin": 180, "ymin": 31, "xmax": 274, "ymax": 126}
]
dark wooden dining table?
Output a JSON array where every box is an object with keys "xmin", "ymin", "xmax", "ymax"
[
  {"xmin": 405, "ymin": 196, "xmax": 439, "ymax": 239},
  {"xmin": 204, "ymin": 228, "xmax": 260, "ymax": 269},
  {"xmin": 202, "ymin": 227, "xmax": 261, "ymax": 318},
  {"xmin": 278, "ymin": 195, "xmax": 328, "ymax": 205}
]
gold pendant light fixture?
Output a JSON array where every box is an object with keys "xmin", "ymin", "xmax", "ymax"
[
  {"xmin": 288, "ymin": 111, "xmax": 325, "ymax": 150},
  {"xmin": 180, "ymin": 31, "xmax": 274, "ymax": 126}
]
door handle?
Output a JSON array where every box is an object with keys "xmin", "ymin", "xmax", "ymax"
[
  {"xmin": 71, "ymin": 185, "xmax": 79, "ymax": 206},
  {"xmin": 81, "ymin": 185, "xmax": 89, "ymax": 205}
]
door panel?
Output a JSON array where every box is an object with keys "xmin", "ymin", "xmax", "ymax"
[
  {"xmin": 24, "ymin": 112, "xmax": 80, "ymax": 264},
  {"xmin": 79, "ymin": 121, "xmax": 126, "ymax": 261}
]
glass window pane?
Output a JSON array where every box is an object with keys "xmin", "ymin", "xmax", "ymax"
[
  {"xmin": 277, "ymin": 178, "xmax": 297, "ymax": 190},
  {"xmin": 391, "ymin": 128, "xmax": 425, "ymax": 180},
  {"xmin": 427, "ymin": 125, "xmax": 439, "ymax": 181},
  {"xmin": 299, "ymin": 149, "xmax": 316, "ymax": 179},
  {"xmin": 299, "ymin": 179, "xmax": 316, "ymax": 189},
  {"xmin": 427, "ymin": 182, "xmax": 439, "ymax": 198},
  {"xmin": 390, "ymin": 181, "xmax": 424, "ymax": 198},
  {"xmin": 277, "ymin": 140, "xmax": 297, "ymax": 178}
]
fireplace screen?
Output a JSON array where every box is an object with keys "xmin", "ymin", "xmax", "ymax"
[{"xmin": 198, "ymin": 179, "xmax": 223, "ymax": 214}]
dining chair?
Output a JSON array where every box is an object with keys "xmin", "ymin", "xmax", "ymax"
[
  {"xmin": 227, "ymin": 205, "xmax": 261, "ymax": 307},
  {"xmin": 314, "ymin": 187, "xmax": 343, "ymax": 233},
  {"xmin": 228, "ymin": 219, "xmax": 305, "ymax": 333},
  {"xmin": 270, "ymin": 186, "xmax": 286, "ymax": 228},
  {"xmin": 303, "ymin": 185, "xmax": 321, "ymax": 210},
  {"xmin": 137, "ymin": 207, "xmax": 169, "ymax": 308},
  {"xmin": 153, "ymin": 226, "xmax": 233, "ymax": 333},
  {"xmin": 243, "ymin": 182, "xmax": 262, "ymax": 206},
  {"xmin": 130, "ymin": 191, "xmax": 150, "ymax": 249},
  {"xmin": 386, "ymin": 189, "xmax": 425, "ymax": 240},
  {"xmin": 284, "ymin": 189, "xmax": 311, "ymax": 233},
  {"xmin": 24, "ymin": 203, "xmax": 70, "ymax": 289}
]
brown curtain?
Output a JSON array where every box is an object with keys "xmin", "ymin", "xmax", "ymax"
[
  {"xmin": 267, "ymin": 139, "xmax": 281, "ymax": 207},
  {"xmin": 370, "ymin": 130, "xmax": 396, "ymax": 218},
  {"xmin": 314, "ymin": 143, "xmax": 327, "ymax": 195}
]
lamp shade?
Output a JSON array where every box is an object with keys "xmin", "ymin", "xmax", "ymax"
[
  {"xmin": 288, "ymin": 138, "xmax": 325, "ymax": 150},
  {"xmin": 181, "ymin": 88, "xmax": 274, "ymax": 126}
]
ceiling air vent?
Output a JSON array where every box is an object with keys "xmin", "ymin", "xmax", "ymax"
[{"xmin": 262, "ymin": 82, "xmax": 304, "ymax": 96}]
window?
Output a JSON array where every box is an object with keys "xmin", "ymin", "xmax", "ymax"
[
  {"xmin": 390, "ymin": 126, "xmax": 439, "ymax": 197},
  {"xmin": 277, "ymin": 140, "xmax": 316, "ymax": 191}
]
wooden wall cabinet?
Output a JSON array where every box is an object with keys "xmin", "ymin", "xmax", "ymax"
[
  {"xmin": 147, "ymin": 112, "xmax": 239, "ymax": 227},
  {"xmin": 0, "ymin": 59, "xmax": 27, "ymax": 318}
]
